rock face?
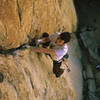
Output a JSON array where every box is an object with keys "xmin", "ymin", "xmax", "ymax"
[
  {"xmin": 0, "ymin": 50, "xmax": 76, "ymax": 100},
  {"xmin": 0, "ymin": 0, "xmax": 77, "ymax": 49},
  {"xmin": 0, "ymin": 0, "xmax": 83, "ymax": 100},
  {"xmin": 0, "ymin": 39, "xmax": 83, "ymax": 100}
]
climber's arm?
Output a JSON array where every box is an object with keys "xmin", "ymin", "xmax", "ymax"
[{"xmin": 31, "ymin": 47, "xmax": 56, "ymax": 55}]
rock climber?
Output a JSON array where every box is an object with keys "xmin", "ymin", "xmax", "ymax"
[{"xmin": 32, "ymin": 32, "xmax": 71, "ymax": 77}]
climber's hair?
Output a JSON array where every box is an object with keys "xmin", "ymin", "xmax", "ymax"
[
  {"xmin": 60, "ymin": 32, "xmax": 71, "ymax": 43},
  {"xmin": 42, "ymin": 32, "xmax": 49, "ymax": 38}
]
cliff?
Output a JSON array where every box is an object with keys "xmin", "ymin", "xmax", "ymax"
[
  {"xmin": 0, "ymin": 0, "xmax": 83, "ymax": 100},
  {"xmin": 0, "ymin": 0, "xmax": 77, "ymax": 49}
]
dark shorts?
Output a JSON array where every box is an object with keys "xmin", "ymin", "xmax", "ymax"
[{"xmin": 53, "ymin": 60, "xmax": 64, "ymax": 77}]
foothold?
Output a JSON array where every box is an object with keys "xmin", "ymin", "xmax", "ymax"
[
  {"xmin": 0, "ymin": 73, "xmax": 4, "ymax": 83},
  {"xmin": 30, "ymin": 78, "xmax": 34, "ymax": 89}
]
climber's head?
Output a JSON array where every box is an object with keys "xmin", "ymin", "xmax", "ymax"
[
  {"xmin": 56, "ymin": 32, "xmax": 71, "ymax": 46},
  {"xmin": 41, "ymin": 32, "xmax": 50, "ymax": 43},
  {"xmin": 42, "ymin": 32, "xmax": 49, "ymax": 38}
]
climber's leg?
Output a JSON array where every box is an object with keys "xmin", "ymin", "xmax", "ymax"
[{"xmin": 53, "ymin": 60, "xmax": 64, "ymax": 77}]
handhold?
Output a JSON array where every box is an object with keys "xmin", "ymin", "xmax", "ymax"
[{"xmin": 0, "ymin": 73, "xmax": 4, "ymax": 83}]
